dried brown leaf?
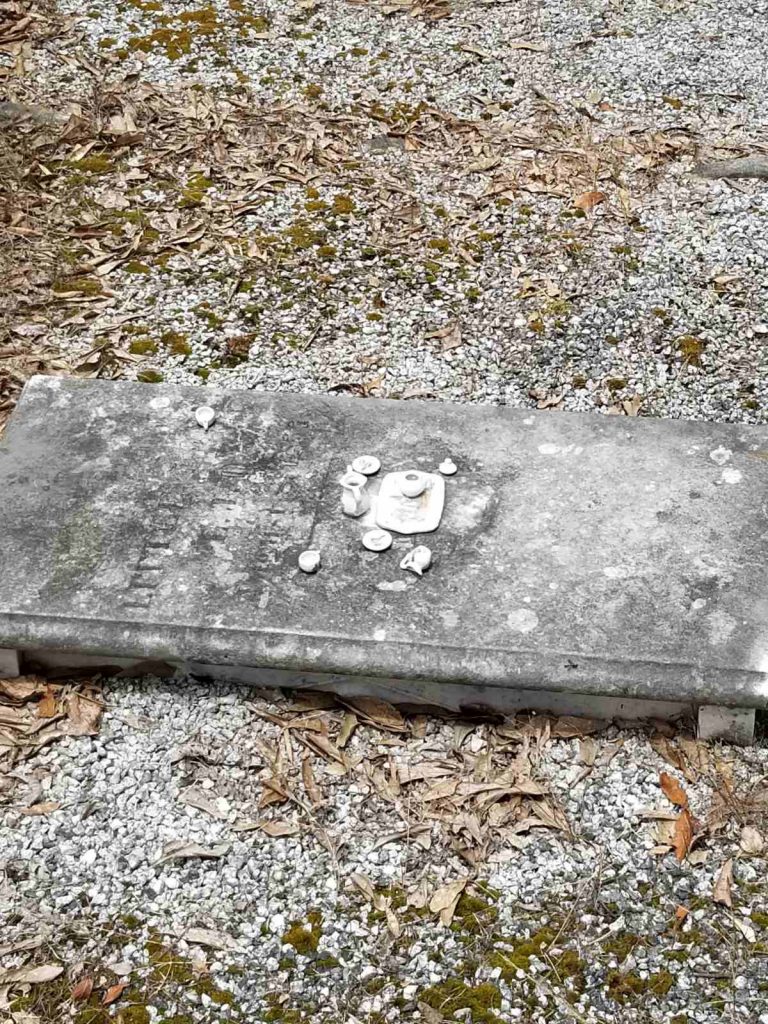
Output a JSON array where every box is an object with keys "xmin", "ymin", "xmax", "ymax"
[
  {"xmin": 429, "ymin": 877, "xmax": 468, "ymax": 925},
  {"xmin": 158, "ymin": 840, "xmax": 229, "ymax": 862},
  {"xmin": 71, "ymin": 976, "xmax": 94, "ymax": 1002},
  {"xmin": 66, "ymin": 691, "xmax": 103, "ymax": 736},
  {"xmin": 301, "ymin": 756, "xmax": 323, "ymax": 806},
  {"xmin": 37, "ymin": 684, "xmax": 57, "ymax": 718},
  {"xmin": 102, "ymin": 981, "xmax": 127, "ymax": 1006},
  {"xmin": 673, "ymin": 809, "xmax": 694, "ymax": 862},
  {"xmin": 660, "ymin": 771, "xmax": 688, "ymax": 808},
  {"xmin": 342, "ymin": 696, "xmax": 406, "ymax": 732},
  {"xmin": 740, "ymin": 825, "xmax": 764, "ymax": 856},
  {"xmin": 0, "ymin": 964, "xmax": 63, "ymax": 984},
  {"xmin": 713, "ymin": 858, "xmax": 733, "ymax": 906},
  {"xmin": 573, "ymin": 190, "xmax": 606, "ymax": 213},
  {"xmin": 0, "ymin": 675, "xmax": 46, "ymax": 702},
  {"xmin": 337, "ymin": 712, "xmax": 358, "ymax": 748},
  {"xmin": 260, "ymin": 820, "xmax": 301, "ymax": 838},
  {"xmin": 20, "ymin": 801, "xmax": 60, "ymax": 816}
]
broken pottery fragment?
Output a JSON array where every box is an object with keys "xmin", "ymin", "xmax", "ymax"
[
  {"xmin": 298, "ymin": 550, "xmax": 321, "ymax": 574},
  {"xmin": 195, "ymin": 405, "xmax": 216, "ymax": 431},
  {"xmin": 400, "ymin": 546, "xmax": 432, "ymax": 576}
]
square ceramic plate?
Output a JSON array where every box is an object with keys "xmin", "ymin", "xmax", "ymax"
[{"xmin": 375, "ymin": 471, "xmax": 445, "ymax": 534}]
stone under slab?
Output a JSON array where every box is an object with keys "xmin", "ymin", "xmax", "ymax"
[{"xmin": 2, "ymin": 376, "xmax": 768, "ymax": 741}]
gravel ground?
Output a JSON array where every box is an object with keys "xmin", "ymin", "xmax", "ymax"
[
  {"xmin": 2, "ymin": 676, "xmax": 768, "ymax": 1024},
  {"xmin": 4, "ymin": 2, "xmax": 768, "ymax": 1022}
]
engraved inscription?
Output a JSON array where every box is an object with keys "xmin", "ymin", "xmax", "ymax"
[{"xmin": 121, "ymin": 502, "xmax": 184, "ymax": 610}]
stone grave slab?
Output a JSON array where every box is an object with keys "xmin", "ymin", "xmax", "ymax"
[{"xmin": 2, "ymin": 375, "xmax": 768, "ymax": 741}]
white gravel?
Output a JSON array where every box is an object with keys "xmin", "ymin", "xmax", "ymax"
[{"xmin": 2, "ymin": 677, "xmax": 768, "ymax": 1023}]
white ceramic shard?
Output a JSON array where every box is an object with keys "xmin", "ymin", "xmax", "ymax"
[
  {"xmin": 298, "ymin": 550, "xmax": 321, "ymax": 574},
  {"xmin": 376, "ymin": 472, "xmax": 445, "ymax": 534},
  {"xmin": 362, "ymin": 529, "xmax": 392, "ymax": 552},
  {"xmin": 399, "ymin": 470, "xmax": 427, "ymax": 498},
  {"xmin": 439, "ymin": 458, "xmax": 457, "ymax": 476},
  {"xmin": 352, "ymin": 455, "xmax": 381, "ymax": 476},
  {"xmin": 195, "ymin": 405, "xmax": 216, "ymax": 431},
  {"xmin": 400, "ymin": 545, "xmax": 432, "ymax": 576},
  {"xmin": 340, "ymin": 466, "xmax": 370, "ymax": 517}
]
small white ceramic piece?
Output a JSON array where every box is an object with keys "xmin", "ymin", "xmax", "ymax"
[
  {"xmin": 439, "ymin": 458, "xmax": 457, "ymax": 476},
  {"xmin": 399, "ymin": 470, "xmax": 427, "ymax": 498},
  {"xmin": 195, "ymin": 405, "xmax": 216, "ymax": 431},
  {"xmin": 400, "ymin": 545, "xmax": 432, "ymax": 576},
  {"xmin": 298, "ymin": 550, "xmax": 321, "ymax": 574},
  {"xmin": 362, "ymin": 529, "xmax": 392, "ymax": 552},
  {"xmin": 340, "ymin": 466, "xmax": 370, "ymax": 517},
  {"xmin": 352, "ymin": 455, "xmax": 381, "ymax": 476}
]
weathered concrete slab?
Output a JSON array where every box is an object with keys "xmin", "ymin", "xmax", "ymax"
[{"xmin": 2, "ymin": 376, "xmax": 768, "ymax": 727}]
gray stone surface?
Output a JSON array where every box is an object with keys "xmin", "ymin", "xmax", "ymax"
[{"xmin": 2, "ymin": 375, "xmax": 768, "ymax": 712}]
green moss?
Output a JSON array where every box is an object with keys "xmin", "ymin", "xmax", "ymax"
[
  {"xmin": 52, "ymin": 275, "xmax": 104, "ymax": 296},
  {"xmin": 331, "ymin": 194, "xmax": 355, "ymax": 215},
  {"xmin": 676, "ymin": 335, "xmax": 705, "ymax": 366},
  {"xmin": 419, "ymin": 980, "xmax": 503, "ymax": 1024},
  {"xmin": 124, "ymin": 261, "xmax": 151, "ymax": 275},
  {"xmin": 129, "ymin": 338, "xmax": 158, "ymax": 355},
  {"xmin": 490, "ymin": 926, "xmax": 558, "ymax": 978},
  {"xmin": 317, "ymin": 244, "xmax": 337, "ymax": 258},
  {"xmin": 180, "ymin": 172, "xmax": 213, "ymax": 208},
  {"xmin": 194, "ymin": 302, "xmax": 225, "ymax": 328},
  {"xmin": 304, "ymin": 199, "xmax": 328, "ymax": 213},
  {"xmin": 284, "ymin": 219, "xmax": 325, "ymax": 250},
  {"xmin": 603, "ymin": 933, "xmax": 644, "ymax": 960},
  {"xmin": 68, "ymin": 155, "xmax": 115, "ymax": 174},
  {"xmin": 606, "ymin": 969, "xmax": 674, "ymax": 1004},
  {"xmin": 304, "ymin": 83, "xmax": 323, "ymax": 99},
  {"xmin": 99, "ymin": 37, "xmax": 117, "ymax": 47},
  {"xmin": 117, "ymin": 1008, "xmax": 150, "ymax": 1024},
  {"xmin": 752, "ymin": 911, "xmax": 768, "ymax": 929},
  {"xmin": 137, "ymin": 369, "xmax": 164, "ymax": 383},
  {"xmin": 194, "ymin": 368, "xmax": 211, "ymax": 380},
  {"xmin": 427, "ymin": 238, "xmax": 450, "ymax": 253},
  {"xmin": 160, "ymin": 330, "xmax": 191, "ymax": 355},
  {"xmin": 606, "ymin": 377, "xmax": 628, "ymax": 391},
  {"xmin": 282, "ymin": 921, "xmax": 320, "ymax": 955}
]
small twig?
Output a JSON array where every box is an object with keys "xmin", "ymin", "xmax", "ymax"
[{"xmin": 694, "ymin": 156, "xmax": 768, "ymax": 180}]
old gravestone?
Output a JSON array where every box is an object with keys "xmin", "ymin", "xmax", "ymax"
[{"xmin": 1, "ymin": 374, "xmax": 767, "ymax": 742}]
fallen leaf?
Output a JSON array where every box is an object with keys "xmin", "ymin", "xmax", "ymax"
[
  {"xmin": 509, "ymin": 40, "xmax": 547, "ymax": 52},
  {"xmin": 20, "ymin": 801, "xmax": 60, "ymax": 816},
  {"xmin": 259, "ymin": 820, "xmax": 300, "ymax": 838},
  {"xmin": 0, "ymin": 964, "xmax": 64, "ymax": 984},
  {"xmin": 740, "ymin": 825, "xmax": 764, "ymax": 856},
  {"xmin": 337, "ymin": 712, "xmax": 358, "ymax": 748},
  {"xmin": 0, "ymin": 675, "xmax": 46, "ymax": 701},
  {"xmin": 674, "ymin": 905, "xmax": 689, "ymax": 923},
  {"xmin": 341, "ymin": 696, "xmax": 406, "ymax": 732},
  {"xmin": 385, "ymin": 905, "xmax": 402, "ymax": 938},
  {"xmin": 429, "ymin": 877, "xmax": 468, "ymax": 925},
  {"xmin": 184, "ymin": 927, "xmax": 241, "ymax": 952},
  {"xmin": 713, "ymin": 859, "xmax": 733, "ymax": 907},
  {"xmin": 660, "ymin": 771, "xmax": 688, "ymax": 808},
  {"xmin": 37, "ymin": 685, "xmax": 57, "ymax": 718},
  {"xmin": 102, "ymin": 981, "xmax": 127, "ymax": 1005},
  {"xmin": 71, "ymin": 976, "xmax": 94, "ymax": 1001},
  {"xmin": 733, "ymin": 917, "xmax": 756, "ymax": 943},
  {"xmin": 578, "ymin": 738, "xmax": 597, "ymax": 766},
  {"xmin": 179, "ymin": 786, "xmax": 229, "ymax": 820},
  {"xmin": 673, "ymin": 809, "xmax": 694, "ymax": 862},
  {"xmin": 158, "ymin": 840, "xmax": 229, "ymax": 863},
  {"xmin": 301, "ymin": 756, "xmax": 323, "ymax": 806},
  {"xmin": 573, "ymin": 190, "xmax": 606, "ymax": 213},
  {"xmin": 425, "ymin": 321, "xmax": 462, "ymax": 352},
  {"xmin": 349, "ymin": 872, "xmax": 376, "ymax": 902},
  {"xmin": 66, "ymin": 691, "xmax": 103, "ymax": 736}
]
